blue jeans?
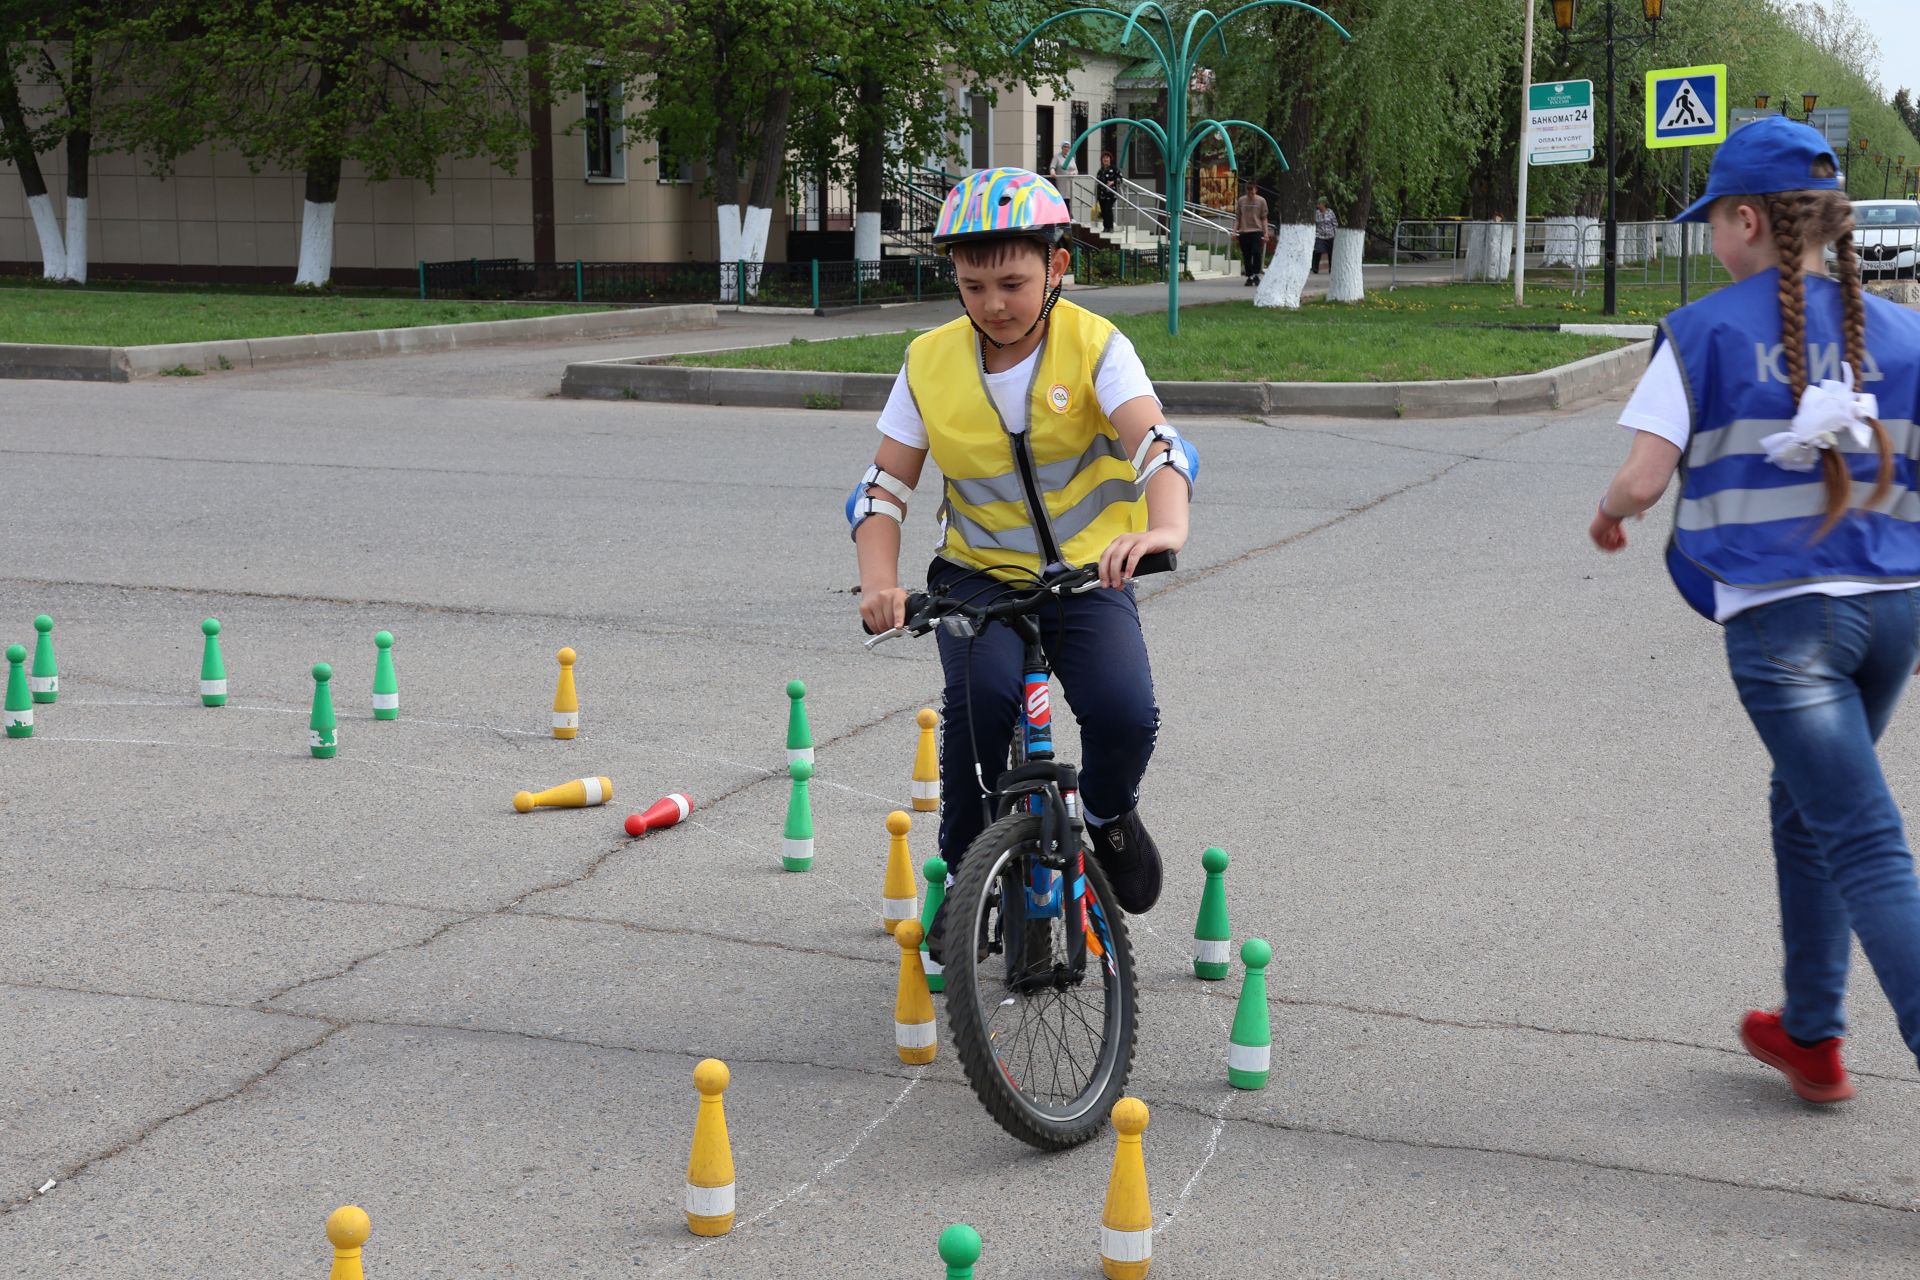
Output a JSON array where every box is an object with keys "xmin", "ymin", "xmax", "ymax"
[
  {"xmin": 1723, "ymin": 589, "xmax": 1920, "ymax": 1066},
  {"xmin": 927, "ymin": 558, "xmax": 1159, "ymax": 868}
]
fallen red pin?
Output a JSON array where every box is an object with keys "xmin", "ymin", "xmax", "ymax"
[{"xmin": 625, "ymin": 793, "xmax": 693, "ymax": 837}]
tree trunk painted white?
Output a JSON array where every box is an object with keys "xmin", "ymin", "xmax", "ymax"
[
  {"xmin": 27, "ymin": 192, "xmax": 66, "ymax": 280},
  {"xmin": 1574, "ymin": 217, "xmax": 1600, "ymax": 268},
  {"xmin": 296, "ymin": 200, "xmax": 336, "ymax": 287},
  {"xmin": 717, "ymin": 203, "xmax": 744, "ymax": 301},
  {"xmin": 1543, "ymin": 215, "xmax": 1576, "ymax": 266},
  {"xmin": 1464, "ymin": 222, "xmax": 1494, "ymax": 281},
  {"xmin": 1254, "ymin": 224, "xmax": 1315, "ymax": 310},
  {"xmin": 58, "ymin": 194, "xmax": 87, "ymax": 283},
  {"xmin": 854, "ymin": 210, "xmax": 881, "ymax": 282},
  {"xmin": 742, "ymin": 204, "xmax": 772, "ymax": 298},
  {"xmin": 854, "ymin": 210, "xmax": 880, "ymax": 264},
  {"xmin": 1328, "ymin": 227, "xmax": 1365, "ymax": 301},
  {"xmin": 1479, "ymin": 223, "xmax": 1513, "ymax": 282}
]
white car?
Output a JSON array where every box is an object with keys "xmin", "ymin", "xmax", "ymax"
[{"xmin": 1825, "ymin": 199, "xmax": 1920, "ymax": 278}]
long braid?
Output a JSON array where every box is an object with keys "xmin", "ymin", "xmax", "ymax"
[
  {"xmin": 1769, "ymin": 192, "xmax": 1849, "ymax": 535},
  {"xmin": 1832, "ymin": 218, "xmax": 1894, "ymax": 526}
]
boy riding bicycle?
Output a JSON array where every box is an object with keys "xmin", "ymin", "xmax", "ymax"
[{"xmin": 849, "ymin": 167, "xmax": 1196, "ymax": 952}]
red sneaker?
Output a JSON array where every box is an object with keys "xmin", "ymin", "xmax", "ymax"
[{"xmin": 1739, "ymin": 1009, "xmax": 1855, "ymax": 1103}]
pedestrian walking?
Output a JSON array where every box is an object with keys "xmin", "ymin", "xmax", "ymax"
[
  {"xmin": 1234, "ymin": 179, "xmax": 1268, "ymax": 286},
  {"xmin": 1589, "ymin": 117, "xmax": 1920, "ymax": 1104},
  {"xmin": 1097, "ymin": 151, "xmax": 1122, "ymax": 234},
  {"xmin": 1051, "ymin": 142, "xmax": 1077, "ymax": 219},
  {"xmin": 1311, "ymin": 196, "xmax": 1337, "ymax": 274}
]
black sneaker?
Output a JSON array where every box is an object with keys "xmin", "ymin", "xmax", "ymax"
[
  {"xmin": 1087, "ymin": 809, "xmax": 1162, "ymax": 913},
  {"xmin": 926, "ymin": 893, "xmax": 949, "ymax": 967}
]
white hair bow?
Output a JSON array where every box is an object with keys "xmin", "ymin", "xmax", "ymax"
[{"xmin": 1759, "ymin": 363, "xmax": 1879, "ymax": 472}]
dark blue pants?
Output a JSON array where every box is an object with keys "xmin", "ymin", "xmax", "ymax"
[{"xmin": 927, "ymin": 558, "xmax": 1160, "ymax": 867}]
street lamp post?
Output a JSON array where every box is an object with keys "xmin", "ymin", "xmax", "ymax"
[{"xmin": 1553, "ymin": 0, "xmax": 1663, "ymax": 317}]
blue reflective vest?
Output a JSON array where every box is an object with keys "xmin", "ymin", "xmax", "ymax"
[{"xmin": 1660, "ymin": 269, "xmax": 1920, "ymax": 619}]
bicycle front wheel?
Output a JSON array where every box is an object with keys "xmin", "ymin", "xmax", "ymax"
[{"xmin": 944, "ymin": 811, "xmax": 1137, "ymax": 1149}]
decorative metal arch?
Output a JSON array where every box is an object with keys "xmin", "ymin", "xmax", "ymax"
[{"xmin": 1016, "ymin": 1, "xmax": 1351, "ymax": 333}]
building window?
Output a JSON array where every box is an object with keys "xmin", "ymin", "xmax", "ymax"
[
  {"xmin": 655, "ymin": 128, "xmax": 693, "ymax": 184},
  {"xmin": 1128, "ymin": 101, "xmax": 1161, "ymax": 180},
  {"xmin": 584, "ymin": 80, "xmax": 624, "ymax": 181},
  {"xmin": 1070, "ymin": 100, "xmax": 1089, "ymax": 167},
  {"xmin": 969, "ymin": 92, "xmax": 991, "ymax": 169}
]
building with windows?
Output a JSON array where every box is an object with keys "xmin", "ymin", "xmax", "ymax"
[{"xmin": 0, "ymin": 37, "xmax": 1166, "ymax": 285}]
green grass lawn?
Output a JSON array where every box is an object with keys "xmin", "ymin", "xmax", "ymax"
[
  {"xmin": 0, "ymin": 280, "xmax": 610, "ymax": 346},
  {"xmin": 680, "ymin": 282, "xmax": 1689, "ymax": 383}
]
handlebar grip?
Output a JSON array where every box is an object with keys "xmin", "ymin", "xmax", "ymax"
[
  {"xmin": 860, "ymin": 591, "xmax": 935, "ymax": 637},
  {"xmin": 1133, "ymin": 550, "xmax": 1177, "ymax": 576}
]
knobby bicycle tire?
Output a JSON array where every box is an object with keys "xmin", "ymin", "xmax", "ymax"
[{"xmin": 943, "ymin": 811, "xmax": 1137, "ymax": 1150}]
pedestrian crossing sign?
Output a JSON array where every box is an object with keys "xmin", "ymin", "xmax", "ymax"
[{"xmin": 1645, "ymin": 64, "xmax": 1727, "ymax": 149}]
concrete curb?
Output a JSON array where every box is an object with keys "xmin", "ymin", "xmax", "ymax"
[
  {"xmin": 560, "ymin": 337, "xmax": 1653, "ymax": 419},
  {"xmin": 0, "ymin": 304, "xmax": 719, "ymax": 383}
]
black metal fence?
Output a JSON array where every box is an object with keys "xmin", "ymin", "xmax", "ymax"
[{"xmin": 418, "ymin": 256, "xmax": 964, "ymax": 309}]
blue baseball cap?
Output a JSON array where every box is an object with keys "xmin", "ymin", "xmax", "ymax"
[{"xmin": 1672, "ymin": 116, "xmax": 1840, "ymax": 222}]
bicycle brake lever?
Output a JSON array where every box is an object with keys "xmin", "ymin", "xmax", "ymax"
[{"xmin": 862, "ymin": 627, "xmax": 907, "ymax": 651}]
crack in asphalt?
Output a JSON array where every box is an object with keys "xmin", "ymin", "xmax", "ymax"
[
  {"xmin": 0, "ymin": 1022, "xmax": 347, "ymax": 1217},
  {"xmin": 8, "ymin": 988, "xmax": 1912, "ymax": 1225},
  {"xmin": 1143, "ymin": 1093, "xmax": 1920, "ymax": 1218}
]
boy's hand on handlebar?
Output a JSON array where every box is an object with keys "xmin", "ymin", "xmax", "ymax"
[
  {"xmin": 860, "ymin": 586, "xmax": 912, "ymax": 634},
  {"xmin": 1099, "ymin": 529, "xmax": 1185, "ymax": 590}
]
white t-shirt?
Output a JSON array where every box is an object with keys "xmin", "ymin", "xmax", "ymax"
[
  {"xmin": 875, "ymin": 331, "xmax": 1159, "ymax": 448},
  {"xmin": 1619, "ymin": 343, "xmax": 1919, "ymax": 621}
]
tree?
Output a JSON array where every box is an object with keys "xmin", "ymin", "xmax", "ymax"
[
  {"xmin": 808, "ymin": 1, "xmax": 1082, "ymax": 266},
  {"xmin": 120, "ymin": 0, "xmax": 591, "ymax": 286},
  {"xmin": 600, "ymin": 0, "xmax": 838, "ymax": 296},
  {"xmin": 1, "ymin": 0, "xmax": 158, "ymax": 282}
]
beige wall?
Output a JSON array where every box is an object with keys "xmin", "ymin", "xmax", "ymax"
[{"xmin": 0, "ymin": 142, "xmax": 538, "ymax": 277}]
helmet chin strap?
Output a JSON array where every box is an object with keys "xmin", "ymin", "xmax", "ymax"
[{"xmin": 967, "ymin": 254, "xmax": 1066, "ymax": 351}]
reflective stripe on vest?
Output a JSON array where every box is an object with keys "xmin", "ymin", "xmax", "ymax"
[
  {"xmin": 1661, "ymin": 271, "xmax": 1920, "ymax": 618},
  {"xmin": 907, "ymin": 301, "xmax": 1147, "ymax": 581}
]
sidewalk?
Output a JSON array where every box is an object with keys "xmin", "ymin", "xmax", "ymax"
[{"xmin": 220, "ymin": 261, "xmax": 1462, "ymax": 402}]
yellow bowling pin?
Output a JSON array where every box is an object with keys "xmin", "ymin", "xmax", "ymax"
[
  {"xmin": 894, "ymin": 920, "xmax": 937, "ymax": 1065},
  {"xmin": 326, "ymin": 1205, "xmax": 370, "ymax": 1280},
  {"xmin": 1100, "ymin": 1099, "xmax": 1152, "ymax": 1278},
  {"xmin": 882, "ymin": 810, "xmax": 918, "ymax": 935},
  {"xmin": 911, "ymin": 708, "xmax": 940, "ymax": 812},
  {"xmin": 513, "ymin": 776, "xmax": 613, "ymax": 812},
  {"xmin": 552, "ymin": 646, "xmax": 579, "ymax": 739},
  {"xmin": 685, "ymin": 1058, "xmax": 736, "ymax": 1236}
]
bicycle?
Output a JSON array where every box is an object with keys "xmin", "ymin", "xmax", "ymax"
[{"xmin": 864, "ymin": 551, "xmax": 1176, "ymax": 1148}]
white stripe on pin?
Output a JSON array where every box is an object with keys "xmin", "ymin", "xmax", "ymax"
[
  {"xmin": 1228, "ymin": 1042, "xmax": 1270, "ymax": 1073},
  {"xmin": 28, "ymin": 676, "xmax": 55, "ymax": 694},
  {"xmin": 924, "ymin": 957, "xmax": 944, "ymax": 977},
  {"xmin": 784, "ymin": 837, "xmax": 813, "ymax": 860},
  {"xmin": 666, "ymin": 793, "xmax": 691, "ymax": 821},
  {"xmin": 5, "ymin": 709, "xmax": 31, "ymax": 729},
  {"xmin": 200, "ymin": 679, "xmax": 227, "ymax": 696},
  {"xmin": 1194, "ymin": 939, "xmax": 1231, "ymax": 964},
  {"xmin": 581, "ymin": 776, "xmax": 605, "ymax": 805},
  {"xmin": 883, "ymin": 895, "xmax": 918, "ymax": 919},
  {"xmin": 911, "ymin": 780, "xmax": 939, "ymax": 799},
  {"xmin": 309, "ymin": 729, "xmax": 335, "ymax": 749},
  {"xmin": 372, "ymin": 693, "xmax": 399, "ymax": 710},
  {"xmin": 787, "ymin": 746, "xmax": 814, "ymax": 765},
  {"xmin": 1100, "ymin": 1226, "xmax": 1152, "ymax": 1264},
  {"xmin": 895, "ymin": 1020, "xmax": 936, "ymax": 1049},
  {"xmin": 553, "ymin": 711, "xmax": 579, "ymax": 729},
  {"xmin": 684, "ymin": 1181, "xmax": 735, "ymax": 1216}
]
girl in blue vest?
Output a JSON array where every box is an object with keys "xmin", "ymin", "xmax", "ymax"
[
  {"xmin": 1591, "ymin": 117, "xmax": 1920, "ymax": 1101},
  {"xmin": 847, "ymin": 168, "xmax": 1195, "ymax": 948}
]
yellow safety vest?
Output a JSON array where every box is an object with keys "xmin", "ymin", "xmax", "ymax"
[{"xmin": 906, "ymin": 300, "xmax": 1146, "ymax": 582}]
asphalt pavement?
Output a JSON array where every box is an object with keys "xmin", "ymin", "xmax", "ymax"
[{"xmin": 1, "ymin": 310, "xmax": 1917, "ymax": 1278}]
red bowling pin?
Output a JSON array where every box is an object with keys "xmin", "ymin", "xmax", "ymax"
[{"xmin": 625, "ymin": 792, "xmax": 693, "ymax": 837}]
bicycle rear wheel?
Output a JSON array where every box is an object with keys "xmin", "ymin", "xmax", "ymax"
[{"xmin": 944, "ymin": 811, "xmax": 1136, "ymax": 1149}]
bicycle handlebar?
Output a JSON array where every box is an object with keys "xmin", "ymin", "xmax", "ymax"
[{"xmin": 862, "ymin": 551, "xmax": 1176, "ymax": 650}]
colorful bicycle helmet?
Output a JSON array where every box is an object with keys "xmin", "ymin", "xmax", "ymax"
[{"xmin": 931, "ymin": 167, "xmax": 1072, "ymax": 253}]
